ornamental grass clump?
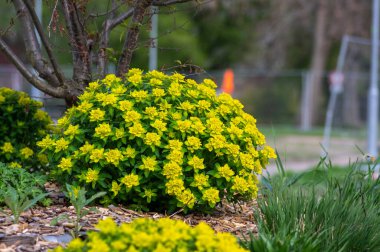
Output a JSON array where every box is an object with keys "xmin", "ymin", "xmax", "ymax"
[
  {"xmin": 38, "ymin": 69, "xmax": 275, "ymax": 212},
  {"xmin": 53, "ymin": 217, "xmax": 248, "ymax": 252},
  {"xmin": 0, "ymin": 87, "xmax": 52, "ymax": 171}
]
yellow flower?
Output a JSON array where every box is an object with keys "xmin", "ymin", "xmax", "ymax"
[
  {"xmin": 206, "ymin": 117, "xmax": 224, "ymax": 134},
  {"xmin": 191, "ymin": 173, "xmax": 209, "ymax": 190},
  {"xmin": 226, "ymin": 143, "xmax": 240, "ymax": 157},
  {"xmin": 166, "ymin": 150, "xmax": 184, "ymax": 164},
  {"xmin": 185, "ymin": 136, "xmax": 202, "ymax": 152},
  {"xmin": 1, "ymin": 142, "xmax": 14, "ymax": 153},
  {"xmin": 121, "ymin": 174, "xmax": 139, "ymax": 189},
  {"xmin": 165, "ymin": 178, "xmax": 184, "ymax": 196},
  {"xmin": 187, "ymin": 156, "xmax": 205, "ymax": 170},
  {"xmin": 128, "ymin": 68, "xmax": 143, "ymax": 76},
  {"xmin": 186, "ymin": 89, "xmax": 199, "ymax": 98},
  {"xmin": 57, "ymin": 116, "xmax": 69, "ymax": 127},
  {"xmin": 34, "ymin": 110, "xmax": 48, "ymax": 121},
  {"xmin": 58, "ymin": 157, "xmax": 72, "ymax": 171},
  {"xmin": 162, "ymin": 161, "xmax": 182, "ymax": 179},
  {"xmin": 205, "ymin": 134, "xmax": 227, "ymax": 151},
  {"xmin": 139, "ymin": 156, "xmax": 157, "ymax": 171},
  {"xmin": 217, "ymin": 164, "xmax": 235, "ymax": 180},
  {"xmin": 128, "ymin": 74, "xmax": 142, "ymax": 85},
  {"xmin": 90, "ymin": 148, "xmax": 104, "ymax": 163},
  {"xmin": 115, "ymin": 127, "xmax": 125, "ymax": 139},
  {"xmin": 94, "ymin": 123, "xmax": 112, "ymax": 139},
  {"xmin": 105, "ymin": 149, "xmax": 123, "ymax": 166},
  {"xmin": 77, "ymin": 101, "xmax": 93, "ymax": 113},
  {"xmin": 147, "ymin": 69, "xmax": 166, "ymax": 79},
  {"xmin": 167, "ymin": 139, "xmax": 183, "ymax": 150},
  {"xmin": 101, "ymin": 93, "xmax": 118, "ymax": 106},
  {"xmin": 144, "ymin": 106, "xmax": 158, "ymax": 119},
  {"xmin": 152, "ymin": 88, "xmax": 165, "ymax": 97},
  {"xmin": 85, "ymin": 168, "xmax": 99, "ymax": 183},
  {"xmin": 111, "ymin": 181, "xmax": 121, "ymax": 196},
  {"xmin": 89, "ymin": 108, "xmax": 105, "ymax": 121},
  {"xmin": 118, "ymin": 100, "xmax": 134, "ymax": 111},
  {"xmin": 111, "ymin": 85, "xmax": 127, "ymax": 94},
  {"xmin": 202, "ymin": 78, "xmax": 217, "ymax": 88},
  {"xmin": 170, "ymin": 72, "xmax": 185, "ymax": 82},
  {"xmin": 55, "ymin": 138, "xmax": 70, "ymax": 152},
  {"xmin": 231, "ymin": 176, "xmax": 249, "ymax": 193},
  {"xmin": 123, "ymin": 110, "xmax": 141, "ymax": 123},
  {"xmin": 78, "ymin": 91, "xmax": 93, "ymax": 101},
  {"xmin": 150, "ymin": 78, "xmax": 163, "ymax": 86},
  {"xmin": 177, "ymin": 120, "xmax": 192, "ymax": 133},
  {"xmin": 20, "ymin": 147, "xmax": 34, "ymax": 159},
  {"xmin": 9, "ymin": 162, "xmax": 21, "ymax": 168},
  {"xmin": 177, "ymin": 189, "xmax": 196, "ymax": 208},
  {"xmin": 144, "ymin": 132, "xmax": 161, "ymax": 146},
  {"xmin": 88, "ymin": 81, "xmax": 100, "ymax": 91},
  {"xmin": 64, "ymin": 124, "xmax": 80, "ymax": 136},
  {"xmin": 239, "ymin": 153, "xmax": 255, "ymax": 170},
  {"xmin": 202, "ymin": 188, "xmax": 220, "ymax": 206},
  {"xmin": 124, "ymin": 146, "xmax": 137, "ymax": 159},
  {"xmin": 129, "ymin": 123, "xmax": 146, "ymax": 138},
  {"xmin": 79, "ymin": 142, "xmax": 94, "ymax": 154},
  {"xmin": 168, "ymin": 82, "xmax": 182, "ymax": 96},
  {"xmin": 151, "ymin": 119, "xmax": 167, "ymax": 132},
  {"xmin": 88, "ymin": 236, "xmax": 110, "ymax": 252},
  {"xmin": 0, "ymin": 95, "xmax": 5, "ymax": 103},
  {"xmin": 18, "ymin": 96, "xmax": 31, "ymax": 105},
  {"xmin": 177, "ymin": 101, "xmax": 195, "ymax": 112},
  {"xmin": 95, "ymin": 218, "xmax": 117, "ymax": 234},
  {"xmin": 130, "ymin": 90, "xmax": 148, "ymax": 101},
  {"xmin": 67, "ymin": 238, "xmax": 84, "ymax": 250},
  {"xmin": 103, "ymin": 73, "xmax": 121, "ymax": 86}
]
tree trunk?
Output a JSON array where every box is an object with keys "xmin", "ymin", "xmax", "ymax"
[{"xmin": 307, "ymin": 0, "xmax": 329, "ymax": 126}]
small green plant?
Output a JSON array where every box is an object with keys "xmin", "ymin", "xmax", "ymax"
[
  {"xmin": 240, "ymin": 157, "xmax": 380, "ymax": 252},
  {"xmin": 1, "ymin": 185, "xmax": 49, "ymax": 224},
  {"xmin": 52, "ymin": 184, "xmax": 106, "ymax": 238},
  {"xmin": 53, "ymin": 217, "xmax": 248, "ymax": 252},
  {"xmin": 0, "ymin": 87, "xmax": 53, "ymax": 170},
  {"xmin": 0, "ymin": 162, "xmax": 47, "ymax": 204},
  {"xmin": 38, "ymin": 70, "xmax": 276, "ymax": 212}
]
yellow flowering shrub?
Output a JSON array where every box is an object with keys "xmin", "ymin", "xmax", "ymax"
[
  {"xmin": 53, "ymin": 218, "xmax": 248, "ymax": 252},
  {"xmin": 38, "ymin": 70, "xmax": 276, "ymax": 212},
  {"xmin": 0, "ymin": 87, "xmax": 52, "ymax": 171}
]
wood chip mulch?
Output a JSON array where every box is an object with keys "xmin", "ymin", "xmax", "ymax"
[{"xmin": 0, "ymin": 183, "xmax": 258, "ymax": 252}]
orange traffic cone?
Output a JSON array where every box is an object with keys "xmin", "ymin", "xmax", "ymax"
[{"xmin": 221, "ymin": 68, "xmax": 235, "ymax": 95}]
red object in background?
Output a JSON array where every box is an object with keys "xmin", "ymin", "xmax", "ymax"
[{"xmin": 221, "ymin": 68, "xmax": 235, "ymax": 95}]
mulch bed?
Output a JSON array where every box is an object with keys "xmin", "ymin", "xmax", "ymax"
[{"xmin": 0, "ymin": 183, "xmax": 258, "ymax": 252}]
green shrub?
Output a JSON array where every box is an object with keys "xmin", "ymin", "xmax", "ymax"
[
  {"xmin": 0, "ymin": 87, "xmax": 52, "ymax": 170},
  {"xmin": 53, "ymin": 217, "xmax": 248, "ymax": 252},
  {"xmin": 241, "ymin": 159, "xmax": 380, "ymax": 251},
  {"xmin": 38, "ymin": 69, "xmax": 275, "ymax": 212}
]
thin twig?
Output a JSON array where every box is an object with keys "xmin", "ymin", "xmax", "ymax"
[{"xmin": 47, "ymin": 0, "xmax": 59, "ymax": 37}]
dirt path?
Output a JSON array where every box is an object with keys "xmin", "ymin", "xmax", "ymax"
[{"xmin": 264, "ymin": 134, "xmax": 366, "ymax": 174}]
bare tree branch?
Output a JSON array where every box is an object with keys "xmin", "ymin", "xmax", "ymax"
[
  {"xmin": 12, "ymin": 0, "xmax": 60, "ymax": 87},
  {"xmin": 0, "ymin": 37, "xmax": 66, "ymax": 97},
  {"xmin": 109, "ymin": 9, "xmax": 134, "ymax": 31},
  {"xmin": 21, "ymin": 0, "xmax": 65, "ymax": 86},
  {"xmin": 152, "ymin": 0, "xmax": 194, "ymax": 6},
  {"xmin": 98, "ymin": 0, "xmax": 118, "ymax": 77},
  {"xmin": 117, "ymin": 0, "xmax": 153, "ymax": 76},
  {"xmin": 61, "ymin": 0, "xmax": 90, "ymax": 87}
]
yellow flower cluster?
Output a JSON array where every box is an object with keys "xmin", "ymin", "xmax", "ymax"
[
  {"xmin": 0, "ymin": 88, "xmax": 52, "ymax": 170},
  {"xmin": 38, "ymin": 70, "xmax": 275, "ymax": 212},
  {"xmin": 53, "ymin": 218, "xmax": 248, "ymax": 252}
]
